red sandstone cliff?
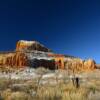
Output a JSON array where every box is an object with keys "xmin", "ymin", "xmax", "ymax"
[
  {"xmin": 64, "ymin": 59, "xmax": 96, "ymax": 72},
  {"xmin": 0, "ymin": 52, "xmax": 28, "ymax": 67}
]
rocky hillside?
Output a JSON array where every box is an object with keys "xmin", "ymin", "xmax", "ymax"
[{"xmin": 0, "ymin": 40, "xmax": 96, "ymax": 71}]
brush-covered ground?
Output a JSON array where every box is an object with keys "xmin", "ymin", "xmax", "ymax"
[{"xmin": 0, "ymin": 67, "xmax": 99, "ymax": 100}]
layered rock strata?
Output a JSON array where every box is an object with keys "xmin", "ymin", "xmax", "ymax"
[
  {"xmin": 0, "ymin": 40, "xmax": 96, "ymax": 71},
  {"xmin": 16, "ymin": 40, "xmax": 52, "ymax": 52}
]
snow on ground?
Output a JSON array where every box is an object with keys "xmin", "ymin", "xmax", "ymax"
[
  {"xmin": 42, "ymin": 73, "xmax": 56, "ymax": 79},
  {"xmin": 0, "ymin": 67, "xmax": 69, "ymax": 82},
  {"xmin": 0, "ymin": 68, "xmax": 40, "ymax": 80},
  {"xmin": 0, "ymin": 67, "xmax": 99, "ymax": 85}
]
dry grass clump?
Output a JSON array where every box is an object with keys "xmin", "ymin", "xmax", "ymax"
[
  {"xmin": 35, "ymin": 82, "xmax": 89, "ymax": 100},
  {"xmin": 7, "ymin": 92, "xmax": 32, "ymax": 100},
  {"xmin": 62, "ymin": 84, "xmax": 89, "ymax": 100},
  {"xmin": 0, "ymin": 79, "xmax": 12, "ymax": 90},
  {"xmin": 36, "ymin": 85, "xmax": 62, "ymax": 100},
  {"xmin": 1, "ymin": 89, "xmax": 12, "ymax": 100},
  {"xmin": 1, "ymin": 89, "xmax": 32, "ymax": 100}
]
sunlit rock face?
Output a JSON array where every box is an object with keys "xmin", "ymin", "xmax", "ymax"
[
  {"xmin": 0, "ymin": 52, "xmax": 28, "ymax": 67},
  {"xmin": 64, "ymin": 58, "xmax": 96, "ymax": 72},
  {"xmin": 0, "ymin": 40, "xmax": 97, "ymax": 71},
  {"xmin": 16, "ymin": 40, "xmax": 52, "ymax": 52},
  {"xmin": 83, "ymin": 59, "xmax": 96, "ymax": 70}
]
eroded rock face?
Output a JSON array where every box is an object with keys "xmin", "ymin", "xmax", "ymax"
[
  {"xmin": 0, "ymin": 40, "xmax": 97, "ymax": 71},
  {"xmin": 16, "ymin": 40, "xmax": 52, "ymax": 52},
  {"xmin": 64, "ymin": 59, "xmax": 96, "ymax": 72},
  {"xmin": 0, "ymin": 52, "xmax": 96, "ymax": 71},
  {"xmin": 0, "ymin": 52, "xmax": 28, "ymax": 67},
  {"xmin": 83, "ymin": 59, "xmax": 96, "ymax": 70}
]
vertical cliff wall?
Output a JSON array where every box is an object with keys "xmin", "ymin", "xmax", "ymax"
[{"xmin": 0, "ymin": 52, "xmax": 28, "ymax": 67}]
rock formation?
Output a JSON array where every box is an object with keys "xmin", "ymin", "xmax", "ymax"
[
  {"xmin": 83, "ymin": 59, "xmax": 96, "ymax": 70},
  {"xmin": 64, "ymin": 58, "xmax": 96, "ymax": 72},
  {"xmin": 16, "ymin": 40, "xmax": 52, "ymax": 52},
  {"xmin": 0, "ymin": 40, "xmax": 97, "ymax": 71},
  {"xmin": 0, "ymin": 52, "xmax": 28, "ymax": 67}
]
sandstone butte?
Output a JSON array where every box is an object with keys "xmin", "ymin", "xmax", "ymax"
[{"xmin": 0, "ymin": 40, "xmax": 96, "ymax": 72}]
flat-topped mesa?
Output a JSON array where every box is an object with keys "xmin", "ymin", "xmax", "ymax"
[{"xmin": 16, "ymin": 40, "xmax": 52, "ymax": 52}]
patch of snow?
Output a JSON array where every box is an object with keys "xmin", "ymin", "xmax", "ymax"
[
  {"xmin": 19, "ymin": 40, "xmax": 36, "ymax": 45},
  {"xmin": 42, "ymin": 73, "xmax": 56, "ymax": 79}
]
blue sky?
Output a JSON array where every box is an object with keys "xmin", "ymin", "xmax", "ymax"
[{"xmin": 0, "ymin": 0, "xmax": 100, "ymax": 63}]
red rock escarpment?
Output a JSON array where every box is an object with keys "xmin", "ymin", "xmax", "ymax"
[
  {"xmin": 16, "ymin": 40, "xmax": 52, "ymax": 52},
  {"xmin": 0, "ymin": 40, "xmax": 97, "ymax": 71},
  {"xmin": 0, "ymin": 52, "xmax": 28, "ymax": 67},
  {"xmin": 65, "ymin": 59, "xmax": 96, "ymax": 72}
]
